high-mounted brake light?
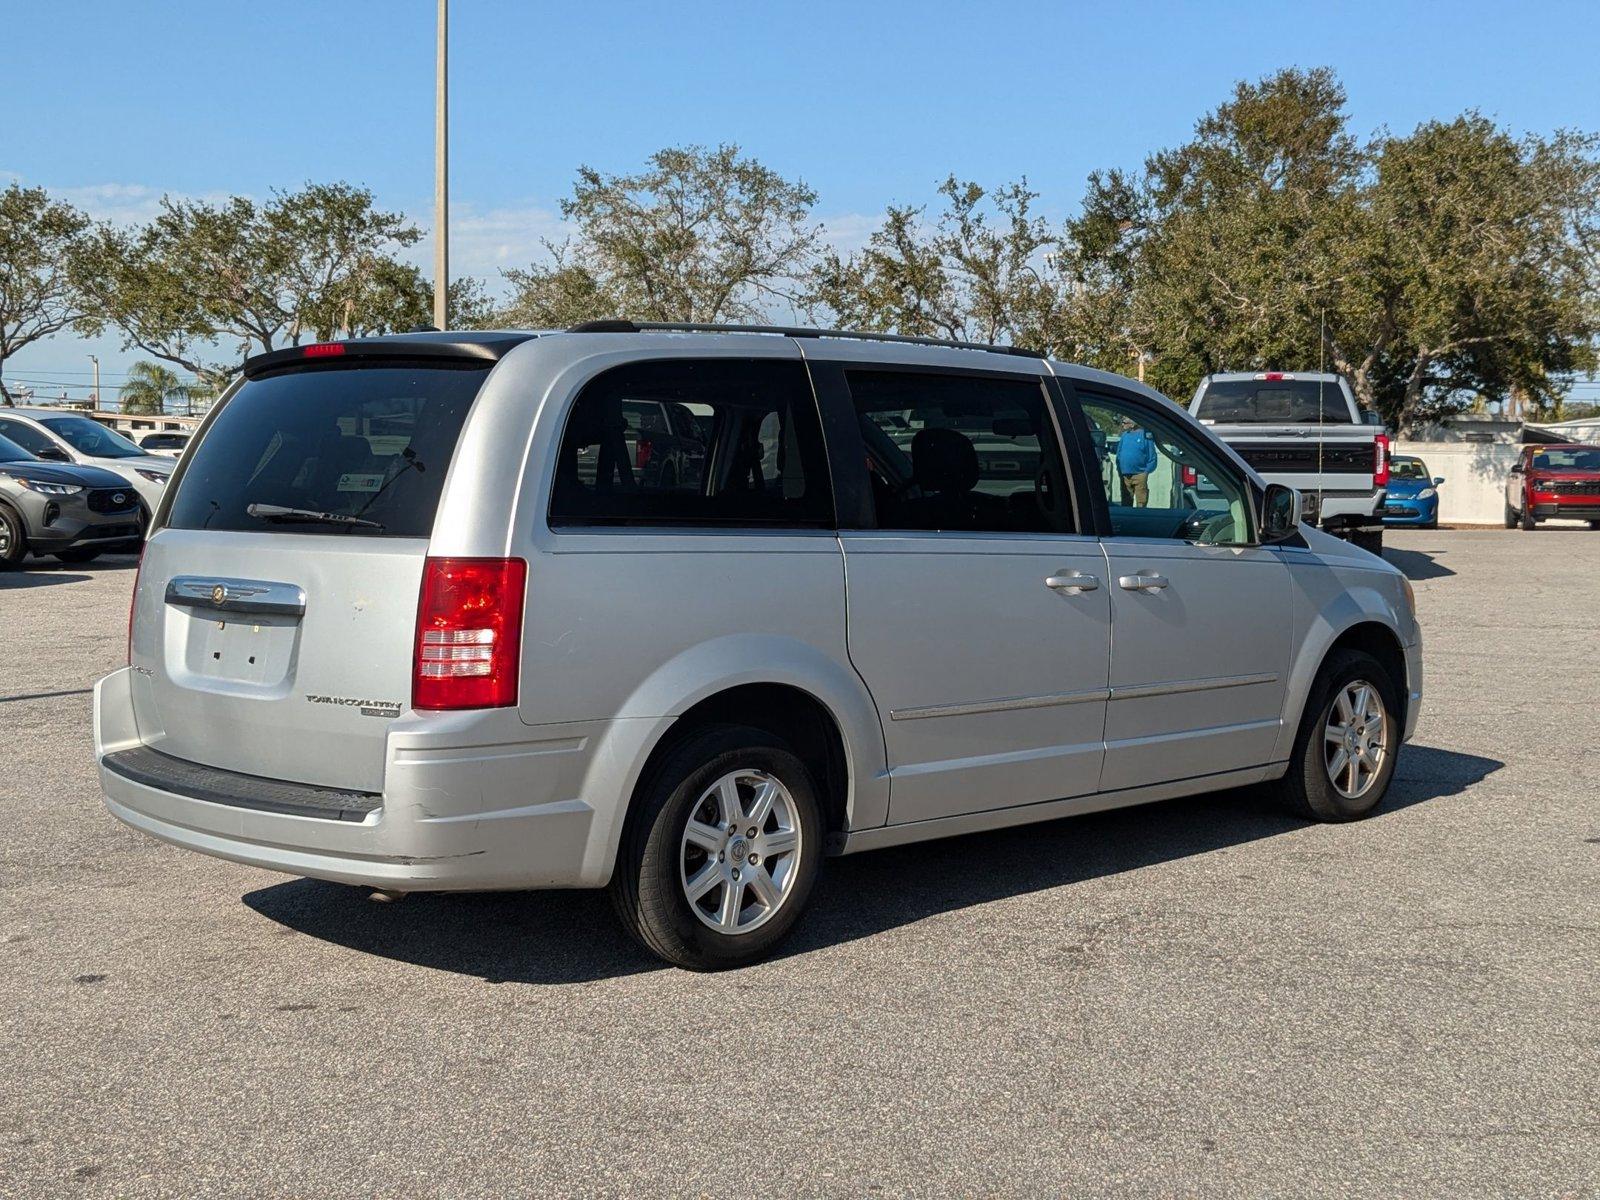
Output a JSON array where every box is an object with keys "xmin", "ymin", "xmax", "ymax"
[
  {"xmin": 1256, "ymin": 372, "xmax": 1290, "ymax": 381},
  {"xmin": 303, "ymin": 343, "xmax": 346, "ymax": 358},
  {"xmin": 1374, "ymin": 433, "xmax": 1390, "ymax": 488},
  {"xmin": 413, "ymin": 557, "xmax": 527, "ymax": 710}
]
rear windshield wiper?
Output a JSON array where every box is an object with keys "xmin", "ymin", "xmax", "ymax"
[{"xmin": 245, "ymin": 503, "xmax": 385, "ymax": 531}]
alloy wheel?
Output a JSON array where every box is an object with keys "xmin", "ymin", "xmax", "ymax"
[
  {"xmin": 679, "ymin": 768, "xmax": 802, "ymax": 934},
  {"xmin": 1323, "ymin": 680, "xmax": 1388, "ymax": 799}
]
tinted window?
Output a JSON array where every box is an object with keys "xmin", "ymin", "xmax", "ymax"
[
  {"xmin": 1196, "ymin": 379, "xmax": 1349, "ymax": 424},
  {"xmin": 1390, "ymin": 457, "xmax": 1429, "ymax": 480},
  {"xmin": 845, "ymin": 370, "xmax": 1075, "ymax": 535},
  {"xmin": 165, "ymin": 363, "xmax": 488, "ymax": 537},
  {"xmin": 38, "ymin": 415, "xmax": 147, "ymax": 457},
  {"xmin": 550, "ymin": 358, "xmax": 832, "ymax": 528},
  {"xmin": 1080, "ymin": 391, "xmax": 1253, "ymax": 545},
  {"xmin": 0, "ymin": 419, "xmax": 57, "ymax": 457},
  {"xmin": 141, "ymin": 433, "xmax": 188, "ymax": 449}
]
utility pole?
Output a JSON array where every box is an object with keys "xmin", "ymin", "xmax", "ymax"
[
  {"xmin": 433, "ymin": 0, "xmax": 449, "ymax": 330},
  {"xmin": 88, "ymin": 355, "xmax": 100, "ymax": 408}
]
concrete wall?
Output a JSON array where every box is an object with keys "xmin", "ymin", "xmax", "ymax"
[{"xmin": 1393, "ymin": 440, "xmax": 1521, "ymax": 524}]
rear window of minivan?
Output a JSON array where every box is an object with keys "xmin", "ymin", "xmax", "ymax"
[{"xmin": 165, "ymin": 363, "xmax": 488, "ymax": 537}]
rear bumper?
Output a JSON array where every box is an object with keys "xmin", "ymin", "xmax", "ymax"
[{"xmin": 94, "ymin": 667, "xmax": 613, "ymax": 891}]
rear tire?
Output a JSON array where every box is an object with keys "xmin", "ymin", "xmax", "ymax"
[
  {"xmin": 610, "ymin": 724, "xmax": 823, "ymax": 970},
  {"xmin": 0, "ymin": 504, "xmax": 26, "ymax": 569},
  {"xmin": 53, "ymin": 548, "xmax": 102, "ymax": 563},
  {"xmin": 1280, "ymin": 649, "xmax": 1401, "ymax": 822}
]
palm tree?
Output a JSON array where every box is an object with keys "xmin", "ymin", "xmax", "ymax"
[{"xmin": 118, "ymin": 362, "xmax": 194, "ymax": 416}]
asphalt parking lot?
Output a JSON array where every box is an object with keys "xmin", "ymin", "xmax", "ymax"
[{"xmin": 2, "ymin": 528, "xmax": 1596, "ymax": 1198}]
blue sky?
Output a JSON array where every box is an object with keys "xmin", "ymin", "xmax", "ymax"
[{"xmin": 6, "ymin": 0, "xmax": 1599, "ymax": 396}]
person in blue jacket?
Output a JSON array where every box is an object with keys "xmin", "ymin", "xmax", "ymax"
[{"xmin": 1115, "ymin": 415, "xmax": 1158, "ymax": 507}]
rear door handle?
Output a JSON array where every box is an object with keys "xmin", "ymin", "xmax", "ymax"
[
  {"xmin": 1045, "ymin": 571, "xmax": 1100, "ymax": 594},
  {"xmin": 1118, "ymin": 571, "xmax": 1169, "ymax": 592}
]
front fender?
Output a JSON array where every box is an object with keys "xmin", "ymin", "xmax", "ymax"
[
  {"xmin": 574, "ymin": 634, "xmax": 889, "ymax": 885},
  {"xmin": 1274, "ymin": 562, "xmax": 1414, "ymax": 763}
]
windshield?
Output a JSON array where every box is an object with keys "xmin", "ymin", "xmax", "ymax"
[
  {"xmin": 37, "ymin": 415, "xmax": 148, "ymax": 458},
  {"xmin": 1532, "ymin": 447, "xmax": 1600, "ymax": 471},
  {"xmin": 1196, "ymin": 379, "xmax": 1350, "ymax": 424},
  {"xmin": 1390, "ymin": 457, "xmax": 1430, "ymax": 480},
  {"xmin": 0, "ymin": 433, "xmax": 37, "ymax": 464},
  {"xmin": 165, "ymin": 363, "xmax": 489, "ymax": 537}
]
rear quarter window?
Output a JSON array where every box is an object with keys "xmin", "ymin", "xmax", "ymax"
[{"xmin": 165, "ymin": 362, "xmax": 489, "ymax": 537}]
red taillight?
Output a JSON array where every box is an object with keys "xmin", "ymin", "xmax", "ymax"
[
  {"xmin": 126, "ymin": 544, "xmax": 146, "ymax": 664},
  {"xmin": 1374, "ymin": 433, "xmax": 1390, "ymax": 488},
  {"xmin": 412, "ymin": 557, "xmax": 527, "ymax": 711},
  {"xmin": 1181, "ymin": 465, "xmax": 1198, "ymax": 487},
  {"xmin": 1257, "ymin": 372, "xmax": 1289, "ymax": 381},
  {"xmin": 303, "ymin": 342, "xmax": 346, "ymax": 358},
  {"xmin": 636, "ymin": 437, "xmax": 653, "ymax": 469}
]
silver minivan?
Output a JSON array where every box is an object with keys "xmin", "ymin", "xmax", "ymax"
[{"xmin": 96, "ymin": 325, "xmax": 1423, "ymax": 968}]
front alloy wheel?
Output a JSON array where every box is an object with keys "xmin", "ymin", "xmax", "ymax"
[
  {"xmin": 1280, "ymin": 648, "xmax": 1400, "ymax": 821},
  {"xmin": 1323, "ymin": 681, "xmax": 1388, "ymax": 800}
]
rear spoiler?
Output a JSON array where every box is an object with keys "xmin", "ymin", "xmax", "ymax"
[{"xmin": 241, "ymin": 332, "xmax": 535, "ymax": 379}]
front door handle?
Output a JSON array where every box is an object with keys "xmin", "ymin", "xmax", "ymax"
[
  {"xmin": 1045, "ymin": 571, "xmax": 1100, "ymax": 594},
  {"xmin": 1118, "ymin": 570, "xmax": 1170, "ymax": 592}
]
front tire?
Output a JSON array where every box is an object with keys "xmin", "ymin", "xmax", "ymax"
[
  {"xmin": 1520, "ymin": 502, "xmax": 1537, "ymax": 531},
  {"xmin": 0, "ymin": 505, "xmax": 26, "ymax": 569},
  {"xmin": 1503, "ymin": 499, "xmax": 1518, "ymax": 529},
  {"xmin": 611, "ymin": 725, "xmax": 823, "ymax": 970},
  {"xmin": 1280, "ymin": 649, "xmax": 1401, "ymax": 822}
]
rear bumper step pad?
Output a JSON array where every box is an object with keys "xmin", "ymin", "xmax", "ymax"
[{"xmin": 101, "ymin": 746, "xmax": 381, "ymax": 823}]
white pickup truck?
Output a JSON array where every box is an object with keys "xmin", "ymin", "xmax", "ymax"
[{"xmin": 1190, "ymin": 371, "xmax": 1389, "ymax": 553}]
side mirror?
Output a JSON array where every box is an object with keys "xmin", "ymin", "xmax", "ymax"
[
  {"xmin": 1509, "ymin": 463, "xmax": 1524, "ymax": 474},
  {"xmin": 1433, "ymin": 476, "xmax": 1445, "ymax": 486},
  {"xmin": 35, "ymin": 446, "xmax": 69, "ymax": 462},
  {"xmin": 1259, "ymin": 482, "xmax": 1300, "ymax": 544}
]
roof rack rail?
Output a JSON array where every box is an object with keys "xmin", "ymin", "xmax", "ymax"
[{"xmin": 564, "ymin": 319, "xmax": 1046, "ymax": 359}]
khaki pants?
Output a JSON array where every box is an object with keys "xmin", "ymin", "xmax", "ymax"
[{"xmin": 1120, "ymin": 472, "xmax": 1150, "ymax": 507}]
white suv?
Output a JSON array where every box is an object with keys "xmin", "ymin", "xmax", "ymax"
[{"xmin": 96, "ymin": 324, "xmax": 1422, "ymax": 969}]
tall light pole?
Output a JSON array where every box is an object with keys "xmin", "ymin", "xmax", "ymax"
[
  {"xmin": 433, "ymin": 0, "xmax": 449, "ymax": 330},
  {"xmin": 88, "ymin": 354, "xmax": 100, "ymax": 408}
]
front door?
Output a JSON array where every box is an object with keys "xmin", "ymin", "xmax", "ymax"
[
  {"xmin": 809, "ymin": 353, "xmax": 1112, "ymax": 826},
  {"xmin": 1073, "ymin": 387, "xmax": 1293, "ymax": 792}
]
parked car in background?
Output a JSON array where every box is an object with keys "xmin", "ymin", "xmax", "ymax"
[
  {"xmin": 97, "ymin": 325, "xmax": 1422, "ymax": 970},
  {"xmin": 137, "ymin": 431, "xmax": 192, "ymax": 458},
  {"xmin": 1505, "ymin": 443, "xmax": 1600, "ymax": 530},
  {"xmin": 1190, "ymin": 372, "xmax": 1389, "ymax": 554},
  {"xmin": 1382, "ymin": 455, "xmax": 1444, "ymax": 528},
  {"xmin": 0, "ymin": 433, "xmax": 144, "ymax": 567},
  {"xmin": 0, "ymin": 408, "xmax": 173, "ymax": 530}
]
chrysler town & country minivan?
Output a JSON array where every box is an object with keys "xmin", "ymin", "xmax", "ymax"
[{"xmin": 96, "ymin": 324, "xmax": 1423, "ymax": 968}]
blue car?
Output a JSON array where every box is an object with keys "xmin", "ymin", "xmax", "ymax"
[{"xmin": 1383, "ymin": 454, "xmax": 1444, "ymax": 528}]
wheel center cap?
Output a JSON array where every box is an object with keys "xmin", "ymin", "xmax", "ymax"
[{"xmin": 728, "ymin": 838, "xmax": 748, "ymax": 866}]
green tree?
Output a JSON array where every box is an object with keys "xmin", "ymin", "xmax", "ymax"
[
  {"xmin": 1069, "ymin": 67, "xmax": 1600, "ymax": 425},
  {"xmin": 79, "ymin": 183, "xmax": 426, "ymax": 379},
  {"xmin": 500, "ymin": 145, "xmax": 821, "ymax": 326},
  {"xmin": 807, "ymin": 177, "xmax": 1060, "ymax": 346},
  {"xmin": 0, "ymin": 184, "xmax": 96, "ymax": 405},
  {"xmin": 118, "ymin": 360, "xmax": 197, "ymax": 415}
]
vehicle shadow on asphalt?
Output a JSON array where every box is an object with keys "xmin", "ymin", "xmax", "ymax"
[
  {"xmin": 1384, "ymin": 547, "xmax": 1456, "ymax": 580},
  {"xmin": 0, "ymin": 555, "xmax": 138, "ymax": 589},
  {"xmin": 242, "ymin": 743, "xmax": 1501, "ymax": 984}
]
